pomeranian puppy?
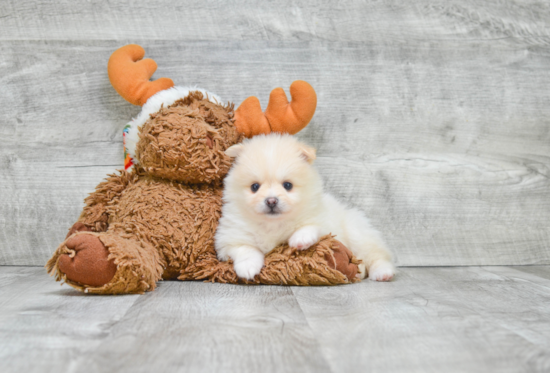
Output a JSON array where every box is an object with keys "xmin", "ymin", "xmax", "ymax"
[{"xmin": 215, "ymin": 134, "xmax": 395, "ymax": 281}]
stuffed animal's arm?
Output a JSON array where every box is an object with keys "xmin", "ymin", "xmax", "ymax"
[{"xmin": 67, "ymin": 170, "xmax": 137, "ymax": 237}]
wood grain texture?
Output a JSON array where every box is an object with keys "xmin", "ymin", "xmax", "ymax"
[
  {"xmin": 0, "ymin": 267, "xmax": 331, "ymax": 373},
  {"xmin": 2, "ymin": 266, "xmax": 550, "ymax": 372},
  {"xmin": 69, "ymin": 282, "xmax": 331, "ymax": 373},
  {"xmin": 2, "ymin": 0, "xmax": 550, "ymax": 43},
  {"xmin": 292, "ymin": 266, "xmax": 550, "ymax": 373},
  {"xmin": 0, "ymin": 267, "xmax": 140, "ymax": 373},
  {"xmin": 511, "ymin": 265, "xmax": 550, "ymax": 280},
  {"xmin": 1, "ymin": 1, "xmax": 550, "ymax": 266}
]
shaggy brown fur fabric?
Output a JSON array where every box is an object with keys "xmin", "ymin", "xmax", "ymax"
[
  {"xmin": 46, "ymin": 92, "xmax": 359, "ymax": 294},
  {"xmin": 136, "ymin": 94, "xmax": 241, "ymax": 184},
  {"xmin": 107, "ymin": 174, "xmax": 224, "ymax": 279},
  {"xmin": 186, "ymin": 235, "xmax": 360, "ymax": 286}
]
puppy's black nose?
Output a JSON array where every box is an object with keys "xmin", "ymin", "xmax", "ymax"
[{"xmin": 265, "ymin": 197, "xmax": 278, "ymax": 208}]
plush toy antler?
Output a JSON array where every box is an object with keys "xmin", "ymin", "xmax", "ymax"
[
  {"xmin": 108, "ymin": 44, "xmax": 317, "ymax": 136},
  {"xmin": 234, "ymin": 80, "xmax": 317, "ymax": 137},
  {"xmin": 108, "ymin": 44, "xmax": 174, "ymax": 106}
]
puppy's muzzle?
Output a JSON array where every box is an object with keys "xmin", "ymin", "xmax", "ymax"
[{"xmin": 265, "ymin": 197, "xmax": 279, "ymax": 214}]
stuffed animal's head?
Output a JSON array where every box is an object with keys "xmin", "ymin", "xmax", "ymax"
[
  {"xmin": 135, "ymin": 93, "xmax": 240, "ymax": 183},
  {"xmin": 108, "ymin": 44, "xmax": 317, "ymax": 184},
  {"xmin": 124, "ymin": 89, "xmax": 241, "ymax": 183}
]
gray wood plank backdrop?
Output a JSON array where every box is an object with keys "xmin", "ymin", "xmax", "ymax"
[{"xmin": 1, "ymin": 0, "xmax": 549, "ymax": 266}]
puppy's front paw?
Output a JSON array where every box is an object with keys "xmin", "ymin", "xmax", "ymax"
[
  {"xmin": 289, "ymin": 226, "xmax": 320, "ymax": 250},
  {"xmin": 368, "ymin": 260, "xmax": 395, "ymax": 282},
  {"xmin": 233, "ymin": 250, "xmax": 265, "ymax": 280}
]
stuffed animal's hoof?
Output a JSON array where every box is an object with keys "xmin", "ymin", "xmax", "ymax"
[
  {"xmin": 66, "ymin": 222, "xmax": 93, "ymax": 239},
  {"xmin": 58, "ymin": 234, "xmax": 117, "ymax": 287},
  {"xmin": 325, "ymin": 240, "xmax": 358, "ymax": 281}
]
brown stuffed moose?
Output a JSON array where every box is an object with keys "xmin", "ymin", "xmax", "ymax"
[{"xmin": 46, "ymin": 44, "xmax": 359, "ymax": 294}]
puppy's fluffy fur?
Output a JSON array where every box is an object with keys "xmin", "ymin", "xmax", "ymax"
[{"xmin": 215, "ymin": 134, "xmax": 395, "ymax": 281}]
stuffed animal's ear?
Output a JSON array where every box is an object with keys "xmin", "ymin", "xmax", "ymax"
[
  {"xmin": 299, "ymin": 144, "xmax": 316, "ymax": 164},
  {"xmin": 225, "ymin": 144, "xmax": 245, "ymax": 158}
]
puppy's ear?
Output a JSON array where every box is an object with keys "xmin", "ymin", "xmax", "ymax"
[
  {"xmin": 299, "ymin": 144, "xmax": 317, "ymax": 164},
  {"xmin": 225, "ymin": 144, "xmax": 245, "ymax": 158}
]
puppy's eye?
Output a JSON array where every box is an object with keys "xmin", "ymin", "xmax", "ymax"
[
  {"xmin": 283, "ymin": 182, "xmax": 293, "ymax": 191},
  {"xmin": 251, "ymin": 183, "xmax": 260, "ymax": 193}
]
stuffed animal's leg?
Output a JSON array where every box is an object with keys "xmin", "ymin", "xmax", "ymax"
[
  {"xmin": 71, "ymin": 170, "xmax": 139, "ymax": 234},
  {"xmin": 46, "ymin": 232, "xmax": 163, "ymax": 294}
]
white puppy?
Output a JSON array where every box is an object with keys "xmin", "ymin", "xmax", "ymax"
[{"xmin": 215, "ymin": 134, "xmax": 395, "ymax": 281}]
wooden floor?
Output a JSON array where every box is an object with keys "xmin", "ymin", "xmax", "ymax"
[{"xmin": 1, "ymin": 266, "xmax": 549, "ymax": 373}]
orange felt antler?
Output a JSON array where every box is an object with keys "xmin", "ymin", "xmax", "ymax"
[
  {"xmin": 234, "ymin": 80, "xmax": 317, "ymax": 137},
  {"xmin": 108, "ymin": 44, "xmax": 174, "ymax": 106}
]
